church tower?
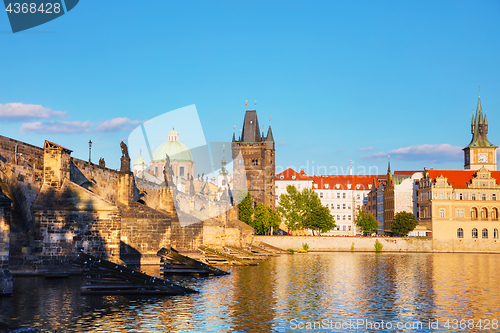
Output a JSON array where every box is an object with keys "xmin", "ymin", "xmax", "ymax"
[
  {"xmin": 232, "ymin": 109, "xmax": 276, "ymax": 209},
  {"xmin": 463, "ymin": 94, "xmax": 497, "ymax": 171}
]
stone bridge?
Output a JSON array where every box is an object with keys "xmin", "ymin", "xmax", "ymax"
[{"xmin": 0, "ymin": 135, "xmax": 253, "ymax": 268}]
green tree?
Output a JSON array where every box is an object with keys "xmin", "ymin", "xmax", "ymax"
[
  {"xmin": 253, "ymin": 203, "xmax": 282, "ymax": 235},
  {"xmin": 391, "ymin": 211, "xmax": 419, "ymax": 236},
  {"xmin": 354, "ymin": 208, "xmax": 379, "ymax": 236},
  {"xmin": 302, "ymin": 189, "xmax": 336, "ymax": 235},
  {"xmin": 277, "ymin": 186, "xmax": 335, "ymax": 235},
  {"xmin": 277, "ymin": 185, "xmax": 306, "ymax": 232},
  {"xmin": 238, "ymin": 192, "xmax": 254, "ymax": 226}
]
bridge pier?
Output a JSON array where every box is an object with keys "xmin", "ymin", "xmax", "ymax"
[{"xmin": 0, "ymin": 187, "xmax": 13, "ymax": 295}]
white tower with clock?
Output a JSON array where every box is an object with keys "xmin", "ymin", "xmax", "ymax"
[{"xmin": 463, "ymin": 94, "xmax": 497, "ymax": 171}]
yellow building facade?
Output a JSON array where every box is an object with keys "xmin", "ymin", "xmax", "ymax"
[{"xmin": 417, "ymin": 95, "xmax": 500, "ymax": 251}]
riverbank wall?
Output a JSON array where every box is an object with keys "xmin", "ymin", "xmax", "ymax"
[{"xmin": 256, "ymin": 236, "xmax": 500, "ymax": 253}]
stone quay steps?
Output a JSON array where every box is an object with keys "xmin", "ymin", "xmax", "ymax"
[
  {"xmin": 157, "ymin": 247, "xmax": 229, "ymax": 277},
  {"xmin": 198, "ymin": 245, "xmax": 260, "ymax": 266},
  {"xmin": 75, "ymin": 252, "xmax": 197, "ymax": 296}
]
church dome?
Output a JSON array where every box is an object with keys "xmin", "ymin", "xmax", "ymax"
[
  {"xmin": 153, "ymin": 141, "xmax": 193, "ymax": 162},
  {"xmin": 134, "ymin": 154, "xmax": 147, "ymax": 166}
]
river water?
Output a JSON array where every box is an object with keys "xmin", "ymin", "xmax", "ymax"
[{"xmin": 1, "ymin": 252, "xmax": 499, "ymax": 332}]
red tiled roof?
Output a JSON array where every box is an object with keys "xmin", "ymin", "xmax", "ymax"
[
  {"xmin": 310, "ymin": 175, "xmax": 385, "ymax": 190},
  {"xmin": 275, "ymin": 168, "xmax": 312, "ymax": 181},
  {"xmin": 394, "ymin": 170, "xmax": 421, "ymax": 175},
  {"xmin": 426, "ymin": 170, "xmax": 500, "ymax": 189}
]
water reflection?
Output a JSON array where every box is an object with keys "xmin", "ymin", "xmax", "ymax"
[{"xmin": 1, "ymin": 253, "xmax": 499, "ymax": 332}]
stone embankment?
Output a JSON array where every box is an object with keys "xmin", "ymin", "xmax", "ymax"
[{"xmin": 257, "ymin": 236, "xmax": 500, "ymax": 253}]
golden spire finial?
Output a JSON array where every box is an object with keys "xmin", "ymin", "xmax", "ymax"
[
  {"xmin": 479, "ymin": 86, "xmax": 481, "ymax": 97},
  {"xmin": 269, "ymin": 116, "xmax": 271, "ymax": 125},
  {"xmin": 255, "ymin": 100, "xmax": 257, "ymax": 107},
  {"xmin": 245, "ymin": 100, "xmax": 247, "ymax": 107}
]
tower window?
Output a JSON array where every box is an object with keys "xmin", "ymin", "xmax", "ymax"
[{"xmin": 180, "ymin": 166, "xmax": 185, "ymax": 176}]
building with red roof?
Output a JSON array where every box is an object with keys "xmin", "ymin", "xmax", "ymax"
[
  {"xmin": 275, "ymin": 168, "xmax": 385, "ymax": 235},
  {"xmin": 416, "ymin": 95, "xmax": 500, "ymax": 251}
]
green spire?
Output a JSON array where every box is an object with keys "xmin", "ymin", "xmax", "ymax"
[{"xmin": 465, "ymin": 94, "xmax": 497, "ymax": 149}]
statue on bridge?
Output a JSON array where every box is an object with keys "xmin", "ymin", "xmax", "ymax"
[
  {"xmin": 163, "ymin": 153, "xmax": 176, "ymax": 190},
  {"xmin": 98, "ymin": 158, "xmax": 105, "ymax": 168},
  {"xmin": 120, "ymin": 141, "xmax": 129, "ymax": 158}
]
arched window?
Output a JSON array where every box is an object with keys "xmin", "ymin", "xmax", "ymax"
[
  {"xmin": 457, "ymin": 228, "xmax": 463, "ymax": 238},
  {"xmin": 493, "ymin": 208, "xmax": 499, "ymax": 220},
  {"xmin": 494, "ymin": 229, "xmax": 499, "ymax": 239},
  {"xmin": 471, "ymin": 207, "xmax": 478, "ymax": 219},
  {"xmin": 472, "ymin": 194, "xmax": 476, "ymax": 200},
  {"xmin": 482, "ymin": 194, "xmax": 487, "ymax": 201},
  {"xmin": 481, "ymin": 207, "xmax": 488, "ymax": 219},
  {"xmin": 482, "ymin": 228, "xmax": 488, "ymax": 239},
  {"xmin": 472, "ymin": 228, "xmax": 478, "ymax": 238}
]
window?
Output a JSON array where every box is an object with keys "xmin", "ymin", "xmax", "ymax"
[
  {"xmin": 348, "ymin": 215, "xmax": 351, "ymax": 220},
  {"xmin": 455, "ymin": 210, "xmax": 464, "ymax": 218},
  {"xmin": 337, "ymin": 215, "xmax": 340, "ymax": 221},
  {"xmin": 343, "ymin": 215, "xmax": 346, "ymax": 220},
  {"xmin": 482, "ymin": 194, "xmax": 487, "ymax": 201},
  {"xmin": 348, "ymin": 226, "xmax": 352, "ymax": 231},
  {"xmin": 493, "ymin": 194, "xmax": 497, "ymax": 201},
  {"xmin": 180, "ymin": 166, "xmax": 185, "ymax": 176},
  {"xmin": 337, "ymin": 204, "xmax": 340, "ymax": 210},
  {"xmin": 325, "ymin": 184, "xmax": 329, "ymax": 189},
  {"xmin": 343, "ymin": 193, "xmax": 346, "ymax": 199},
  {"xmin": 472, "ymin": 228, "xmax": 478, "ymax": 239},
  {"xmin": 336, "ymin": 193, "xmax": 341, "ymax": 198},
  {"xmin": 439, "ymin": 209, "xmax": 445, "ymax": 218},
  {"xmin": 343, "ymin": 204, "xmax": 346, "ymax": 209},
  {"xmin": 459, "ymin": 193, "xmax": 463, "ymax": 200},
  {"xmin": 472, "ymin": 194, "xmax": 476, "ymax": 200},
  {"xmin": 222, "ymin": 180, "xmax": 226, "ymax": 186},
  {"xmin": 482, "ymin": 228, "xmax": 489, "ymax": 239},
  {"xmin": 440, "ymin": 192, "xmax": 444, "ymax": 200},
  {"xmin": 471, "ymin": 207, "xmax": 478, "ymax": 219},
  {"xmin": 494, "ymin": 229, "xmax": 499, "ymax": 239},
  {"xmin": 342, "ymin": 225, "xmax": 346, "ymax": 231},
  {"xmin": 348, "ymin": 204, "xmax": 351, "ymax": 210},
  {"xmin": 320, "ymin": 192, "xmax": 323, "ymax": 198},
  {"xmin": 481, "ymin": 207, "xmax": 488, "ymax": 219},
  {"xmin": 280, "ymin": 176, "xmax": 284, "ymax": 180},
  {"xmin": 457, "ymin": 228, "xmax": 463, "ymax": 238}
]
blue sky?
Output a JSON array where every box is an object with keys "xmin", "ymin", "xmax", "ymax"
[{"xmin": 1, "ymin": 0, "xmax": 500, "ymax": 175}]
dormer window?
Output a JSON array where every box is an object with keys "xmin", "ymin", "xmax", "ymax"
[
  {"xmin": 356, "ymin": 184, "xmax": 360, "ymax": 189},
  {"xmin": 292, "ymin": 175, "xmax": 296, "ymax": 180},
  {"xmin": 336, "ymin": 184, "xmax": 340, "ymax": 189},
  {"xmin": 280, "ymin": 176, "xmax": 284, "ymax": 180},
  {"xmin": 347, "ymin": 184, "xmax": 352, "ymax": 189},
  {"xmin": 325, "ymin": 184, "xmax": 329, "ymax": 189},
  {"xmin": 314, "ymin": 184, "xmax": 318, "ymax": 189},
  {"xmin": 368, "ymin": 185, "xmax": 372, "ymax": 189}
]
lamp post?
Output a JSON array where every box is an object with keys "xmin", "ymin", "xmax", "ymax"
[{"xmin": 88, "ymin": 140, "xmax": 92, "ymax": 163}]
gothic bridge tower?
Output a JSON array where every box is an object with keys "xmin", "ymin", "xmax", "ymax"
[
  {"xmin": 463, "ymin": 94, "xmax": 497, "ymax": 171},
  {"xmin": 232, "ymin": 108, "xmax": 275, "ymax": 209}
]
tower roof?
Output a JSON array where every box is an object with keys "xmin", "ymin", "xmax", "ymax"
[
  {"xmin": 465, "ymin": 95, "xmax": 497, "ymax": 149},
  {"xmin": 240, "ymin": 110, "xmax": 261, "ymax": 143}
]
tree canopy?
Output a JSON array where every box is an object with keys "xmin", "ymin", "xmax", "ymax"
[
  {"xmin": 253, "ymin": 202, "xmax": 281, "ymax": 235},
  {"xmin": 391, "ymin": 211, "xmax": 419, "ymax": 236},
  {"xmin": 237, "ymin": 192, "xmax": 254, "ymax": 226},
  {"xmin": 277, "ymin": 185, "xmax": 335, "ymax": 235},
  {"xmin": 354, "ymin": 208, "xmax": 379, "ymax": 236}
]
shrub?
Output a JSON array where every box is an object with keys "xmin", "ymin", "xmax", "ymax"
[
  {"xmin": 350, "ymin": 242, "xmax": 355, "ymax": 252},
  {"xmin": 374, "ymin": 239, "xmax": 383, "ymax": 252},
  {"xmin": 302, "ymin": 243, "xmax": 309, "ymax": 251}
]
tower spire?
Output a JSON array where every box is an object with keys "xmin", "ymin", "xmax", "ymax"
[{"xmin": 387, "ymin": 155, "xmax": 391, "ymax": 173}]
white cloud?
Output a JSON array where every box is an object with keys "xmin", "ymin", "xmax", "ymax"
[
  {"xmin": 357, "ymin": 147, "xmax": 374, "ymax": 152},
  {"xmin": 0, "ymin": 103, "xmax": 67, "ymax": 121},
  {"xmin": 276, "ymin": 141, "xmax": 287, "ymax": 146},
  {"xmin": 20, "ymin": 121, "xmax": 93, "ymax": 134},
  {"xmin": 363, "ymin": 144, "xmax": 462, "ymax": 162},
  {"xmin": 95, "ymin": 117, "xmax": 143, "ymax": 132}
]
